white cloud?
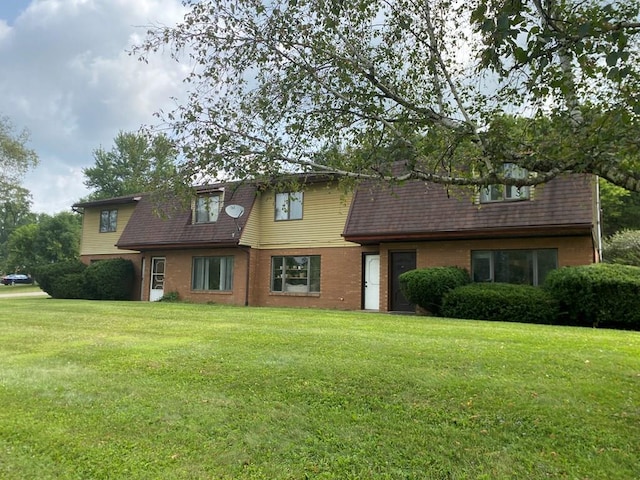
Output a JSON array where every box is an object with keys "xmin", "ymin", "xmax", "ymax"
[{"xmin": 0, "ymin": 0, "xmax": 189, "ymax": 214}]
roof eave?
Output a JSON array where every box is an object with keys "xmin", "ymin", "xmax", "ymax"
[{"xmin": 343, "ymin": 224, "xmax": 594, "ymax": 245}]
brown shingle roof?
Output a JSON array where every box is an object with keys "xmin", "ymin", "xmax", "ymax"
[
  {"xmin": 116, "ymin": 183, "xmax": 257, "ymax": 250},
  {"xmin": 343, "ymin": 174, "xmax": 595, "ymax": 243}
]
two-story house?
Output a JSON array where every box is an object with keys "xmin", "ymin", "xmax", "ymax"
[{"xmin": 72, "ymin": 172, "xmax": 600, "ymax": 312}]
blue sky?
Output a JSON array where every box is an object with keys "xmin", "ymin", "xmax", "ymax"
[
  {"xmin": 0, "ymin": 0, "xmax": 188, "ymax": 214},
  {"xmin": 0, "ymin": 1, "xmax": 30, "ymax": 24}
]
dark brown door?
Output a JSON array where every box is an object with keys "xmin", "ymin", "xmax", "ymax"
[{"xmin": 390, "ymin": 251, "xmax": 416, "ymax": 312}]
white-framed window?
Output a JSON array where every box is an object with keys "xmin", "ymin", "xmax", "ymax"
[
  {"xmin": 271, "ymin": 255, "xmax": 320, "ymax": 293},
  {"xmin": 275, "ymin": 192, "xmax": 303, "ymax": 221},
  {"xmin": 471, "ymin": 249, "xmax": 558, "ymax": 286},
  {"xmin": 99, "ymin": 209, "xmax": 118, "ymax": 233},
  {"xmin": 480, "ymin": 163, "xmax": 530, "ymax": 202},
  {"xmin": 192, "ymin": 256, "xmax": 234, "ymax": 291},
  {"xmin": 194, "ymin": 194, "xmax": 221, "ymax": 224}
]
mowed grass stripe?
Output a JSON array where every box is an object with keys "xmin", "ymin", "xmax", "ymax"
[{"xmin": 0, "ymin": 298, "xmax": 638, "ymax": 479}]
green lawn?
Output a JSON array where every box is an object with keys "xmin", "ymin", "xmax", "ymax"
[
  {"xmin": 0, "ymin": 298, "xmax": 638, "ymax": 479},
  {"xmin": 0, "ymin": 284, "xmax": 43, "ymax": 295}
]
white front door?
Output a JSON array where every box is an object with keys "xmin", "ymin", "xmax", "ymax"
[
  {"xmin": 364, "ymin": 254, "xmax": 380, "ymax": 310},
  {"xmin": 149, "ymin": 257, "xmax": 166, "ymax": 302}
]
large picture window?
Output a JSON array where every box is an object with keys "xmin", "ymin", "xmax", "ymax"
[
  {"xmin": 271, "ymin": 255, "xmax": 320, "ymax": 293},
  {"xmin": 194, "ymin": 195, "xmax": 221, "ymax": 224},
  {"xmin": 275, "ymin": 192, "xmax": 303, "ymax": 221},
  {"xmin": 472, "ymin": 249, "xmax": 558, "ymax": 286},
  {"xmin": 480, "ymin": 163, "xmax": 530, "ymax": 202},
  {"xmin": 192, "ymin": 256, "xmax": 234, "ymax": 291},
  {"xmin": 99, "ymin": 209, "xmax": 117, "ymax": 233}
]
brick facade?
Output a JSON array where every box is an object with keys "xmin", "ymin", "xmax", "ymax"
[{"xmin": 377, "ymin": 235, "xmax": 596, "ymax": 312}]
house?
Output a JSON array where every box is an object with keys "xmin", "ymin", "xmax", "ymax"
[{"xmin": 72, "ymin": 172, "xmax": 600, "ymax": 312}]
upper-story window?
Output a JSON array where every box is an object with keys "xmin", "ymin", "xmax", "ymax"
[
  {"xmin": 275, "ymin": 192, "xmax": 303, "ymax": 221},
  {"xmin": 194, "ymin": 194, "xmax": 221, "ymax": 224},
  {"xmin": 480, "ymin": 163, "xmax": 530, "ymax": 202},
  {"xmin": 99, "ymin": 209, "xmax": 117, "ymax": 233}
]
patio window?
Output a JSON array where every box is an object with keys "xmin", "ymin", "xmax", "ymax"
[
  {"xmin": 271, "ymin": 255, "xmax": 320, "ymax": 293},
  {"xmin": 472, "ymin": 249, "xmax": 558, "ymax": 286},
  {"xmin": 192, "ymin": 256, "xmax": 234, "ymax": 291}
]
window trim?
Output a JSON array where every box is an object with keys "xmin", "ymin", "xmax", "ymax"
[
  {"xmin": 191, "ymin": 256, "xmax": 234, "ymax": 291},
  {"xmin": 193, "ymin": 194, "xmax": 221, "ymax": 224},
  {"xmin": 271, "ymin": 255, "xmax": 320, "ymax": 294},
  {"xmin": 275, "ymin": 192, "xmax": 304, "ymax": 221},
  {"xmin": 471, "ymin": 249, "xmax": 558, "ymax": 286},
  {"xmin": 99, "ymin": 209, "xmax": 118, "ymax": 233},
  {"xmin": 480, "ymin": 163, "xmax": 531, "ymax": 203}
]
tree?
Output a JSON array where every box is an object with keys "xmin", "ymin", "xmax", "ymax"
[
  {"xmin": 599, "ymin": 179, "xmax": 640, "ymax": 237},
  {"xmin": 83, "ymin": 131, "xmax": 178, "ymax": 200},
  {"xmin": 603, "ymin": 229, "xmax": 640, "ymax": 266},
  {"xmin": 0, "ymin": 116, "xmax": 38, "ymax": 271},
  {"xmin": 133, "ymin": 0, "xmax": 640, "ymax": 193},
  {"xmin": 4, "ymin": 212, "xmax": 81, "ymax": 274}
]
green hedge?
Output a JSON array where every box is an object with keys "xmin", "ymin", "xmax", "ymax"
[
  {"xmin": 35, "ymin": 260, "xmax": 87, "ymax": 299},
  {"xmin": 83, "ymin": 258, "xmax": 135, "ymax": 300},
  {"xmin": 543, "ymin": 263, "xmax": 640, "ymax": 328},
  {"xmin": 35, "ymin": 258, "xmax": 134, "ymax": 301},
  {"xmin": 441, "ymin": 283, "xmax": 560, "ymax": 325},
  {"xmin": 399, "ymin": 267, "xmax": 470, "ymax": 315}
]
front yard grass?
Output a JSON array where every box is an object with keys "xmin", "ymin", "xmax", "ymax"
[{"xmin": 0, "ymin": 298, "xmax": 638, "ymax": 479}]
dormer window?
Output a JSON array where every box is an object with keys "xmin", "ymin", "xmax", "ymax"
[
  {"xmin": 480, "ymin": 163, "xmax": 530, "ymax": 202},
  {"xmin": 275, "ymin": 192, "xmax": 303, "ymax": 221},
  {"xmin": 194, "ymin": 194, "xmax": 221, "ymax": 224}
]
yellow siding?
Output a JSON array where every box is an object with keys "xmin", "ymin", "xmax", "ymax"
[
  {"xmin": 239, "ymin": 196, "xmax": 261, "ymax": 248},
  {"xmin": 79, "ymin": 204, "xmax": 138, "ymax": 255},
  {"xmin": 255, "ymin": 185, "xmax": 358, "ymax": 249}
]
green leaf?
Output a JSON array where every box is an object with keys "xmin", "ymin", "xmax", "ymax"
[
  {"xmin": 606, "ymin": 52, "xmax": 619, "ymax": 67},
  {"xmin": 577, "ymin": 22, "xmax": 592, "ymax": 38}
]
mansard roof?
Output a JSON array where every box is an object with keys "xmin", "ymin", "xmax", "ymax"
[
  {"xmin": 115, "ymin": 182, "xmax": 257, "ymax": 250},
  {"xmin": 343, "ymin": 174, "xmax": 596, "ymax": 244}
]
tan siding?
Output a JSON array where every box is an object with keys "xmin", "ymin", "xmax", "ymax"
[
  {"xmin": 256, "ymin": 186, "xmax": 358, "ymax": 249},
  {"xmin": 239, "ymin": 199, "xmax": 261, "ymax": 248},
  {"xmin": 79, "ymin": 204, "xmax": 138, "ymax": 255}
]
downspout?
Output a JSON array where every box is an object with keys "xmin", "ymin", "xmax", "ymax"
[
  {"xmin": 240, "ymin": 246, "xmax": 251, "ymax": 306},
  {"xmin": 595, "ymin": 177, "xmax": 603, "ymax": 262}
]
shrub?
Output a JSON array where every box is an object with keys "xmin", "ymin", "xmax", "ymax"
[
  {"xmin": 399, "ymin": 267, "xmax": 470, "ymax": 315},
  {"xmin": 83, "ymin": 258, "xmax": 135, "ymax": 300},
  {"xmin": 544, "ymin": 263, "xmax": 640, "ymax": 328},
  {"xmin": 53, "ymin": 273, "xmax": 89, "ymax": 299},
  {"xmin": 603, "ymin": 229, "xmax": 640, "ymax": 266},
  {"xmin": 441, "ymin": 283, "xmax": 560, "ymax": 325},
  {"xmin": 159, "ymin": 291, "xmax": 180, "ymax": 302},
  {"xmin": 34, "ymin": 260, "xmax": 87, "ymax": 298}
]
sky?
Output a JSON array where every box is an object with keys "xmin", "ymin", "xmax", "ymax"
[{"xmin": 0, "ymin": 0, "xmax": 189, "ymax": 214}]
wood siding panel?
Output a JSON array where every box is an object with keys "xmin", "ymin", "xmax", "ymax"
[
  {"xmin": 257, "ymin": 186, "xmax": 358, "ymax": 249},
  {"xmin": 80, "ymin": 204, "xmax": 138, "ymax": 255}
]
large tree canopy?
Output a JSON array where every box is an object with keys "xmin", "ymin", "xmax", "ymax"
[
  {"xmin": 83, "ymin": 131, "xmax": 178, "ymax": 200},
  {"xmin": 134, "ymin": 0, "xmax": 640, "ymax": 191},
  {"xmin": 0, "ymin": 116, "xmax": 38, "ymax": 271}
]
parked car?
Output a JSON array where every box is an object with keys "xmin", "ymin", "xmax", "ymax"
[{"xmin": 1, "ymin": 274, "xmax": 34, "ymax": 285}]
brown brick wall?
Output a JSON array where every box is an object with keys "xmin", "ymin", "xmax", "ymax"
[
  {"xmin": 138, "ymin": 248, "xmax": 250, "ymax": 305},
  {"xmin": 378, "ymin": 235, "xmax": 595, "ymax": 312},
  {"xmin": 251, "ymin": 247, "xmax": 364, "ymax": 310}
]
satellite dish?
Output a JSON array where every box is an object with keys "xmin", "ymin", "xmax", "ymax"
[{"xmin": 225, "ymin": 204, "xmax": 245, "ymax": 219}]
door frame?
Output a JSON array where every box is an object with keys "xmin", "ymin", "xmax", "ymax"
[
  {"xmin": 362, "ymin": 252, "xmax": 381, "ymax": 310},
  {"xmin": 149, "ymin": 256, "xmax": 166, "ymax": 302},
  {"xmin": 388, "ymin": 250, "xmax": 416, "ymax": 312}
]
